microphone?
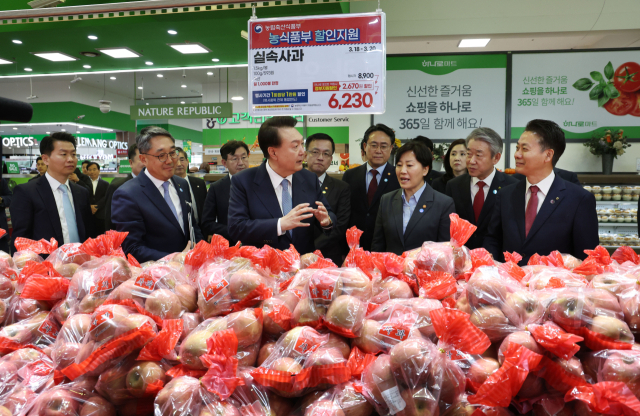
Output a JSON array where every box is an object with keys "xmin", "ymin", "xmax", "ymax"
[{"xmin": 0, "ymin": 96, "xmax": 34, "ymax": 123}]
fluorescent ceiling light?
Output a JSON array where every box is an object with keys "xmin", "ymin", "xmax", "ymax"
[
  {"xmin": 0, "ymin": 58, "xmax": 13, "ymax": 65},
  {"xmin": 46, "ymin": 132, "xmax": 50, "ymax": 134},
  {"xmin": 12, "ymin": 127, "xmax": 17, "ymax": 130},
  {"xmin": 211, "ymin": 58, "xmax": 220, "ymax": 62},
  {"xmin": 458, "ymin": 38, "xmax": 490, "ymax": 48},
  {"xmin": 206, "ymin": 72, "xmax": 213, "ymax": 75},
  {"xmin": 61, "ymin": 129, "xmax": 66, "ymax": 131},
  {"xmin": 0, "ymin": 122, "xmax": 113, "ymax": 132},
  {"xmin": 231, "ymin": 96, "xmax": 243, "ymax": 101},
  {"xmin": 157, "ymin": 74, "xmax": 163, "ymax": 78},
  {"xmin": 76, "ymin": 131, "xmax": 81, "ymax": 133},
  {"xmin": 145, "ymin": 61, "xmax": 153, "ymax": 65},
  {"xmin": 181, "ymin": 84, "xmax": 187, "ymax": 88},
  {"xmin": 167, "ymin": 30, "xmax": 177, "ymax": 35},
  {"xmin": 137, "ymin": 86, "xmax": 143, "ymax": 89},
  {"xmin": 32, "ymin": 52, "xmax": 77, "ymax": 62},
  {"xmin": 161, "ymin": 95, "xmax": 166, "ymax": 97},
  {"xmin": 110, "ymin": 76, "xmax": 116, "ymax": 80},
  {"xmin": 97, "ymin": 47, "xmax": 141, "ymax": 58},
  {"xmin": 180, "ymin": 101, "xmax": 185, "ymax": 104},
  {"xmin": 145, "ymin": 103, "xmax": 149, "ymax": 105},
  {"xmin": 169, "ymin": 43, "xmax": 211, "ymax": 54},
  {"xmin": 12, "ymin": 40, "xmax": 22, "ymax": 44},
  {"xmin": 83, "ymin": 65, "xmax": 91, "ymax": 69},
  {"xmin": 88, "ymin": 35, "xmax": 97, "ymax": 40},
  {"xmin": 24, "ymin": 68, "xmax": 32, "ymax": 72}
]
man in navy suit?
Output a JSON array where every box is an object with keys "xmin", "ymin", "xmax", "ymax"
[
  {"xmin": 342, "ymin": 124, "xmax": 400, "ymax": 251},
  {"xmin": 10, "ymin": 132, "xmax": 94, "ymax": 253},
  {"xmin": 0, "ymin": 179, "xmax": 12, "ymax": 254},
  {"xmin": 446, "ymin": 128, "xmax": 518, "ymax": 250},
  {"xmin": 227, "ymin": 116, "xmax": 336, "ymax": 253},
  {"xmin": 484, "ymin": 119, "xmax": 598, "ymax": 264},
  {"xmin": 111, "ymin": 127, "xmax": 203, "ymax": 262}
]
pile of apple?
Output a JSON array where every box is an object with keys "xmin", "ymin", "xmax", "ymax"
[{"xmin": 0, "ymin": 222, "xmax": 638, "ymax": 416}]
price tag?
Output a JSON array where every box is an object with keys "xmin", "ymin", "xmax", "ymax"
[
  {"xmin": 248, "ymin": 12, "xmax": 386, "ymax": 116},
  {"xmin": 381, "ymin": 386, "xmax": 406, "ymax": 414}
]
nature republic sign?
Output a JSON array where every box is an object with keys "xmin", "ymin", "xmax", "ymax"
[{"xmin": 130, "ymin": 103, "xmax": 233, "ymax": 120}]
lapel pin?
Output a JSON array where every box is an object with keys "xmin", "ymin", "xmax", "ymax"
[
  {"xmin": 325, "ymin": 187, "xmax": 328, "ymax": 190},
  {"xmin": 550, "ymin": 200, "xmax": 555, "ymax": 204},
  {"xmin": 384, "ymin": 178, "xmax": 388, "ymax": 182},
  {"xmin": 493, "ymin": 190, "xmax": 497, "ymax": 194},
  {"xmin": 499, "ymin": 186, "xmax": 501, "ymax": 189},
  {"xmin": 423, "ymin": 205, "xmax": 426, "ymax": 208},
  {"xmin": 556, "ymin": 197, "xmax": 559, "ymax": 200},
  {"xmin": 179, "ymin": 188, "xmax": 183, "ymax": 192},
  {"xmin": 388, "ymin": 172, "xmax": 391, "ymax": 175},
  {"xmin": 419, "ymin": 209, "xmax": 424, "ymax": 213},
  {"xmin": 322, "ymin": 191, "xmax": 326, "ymax": 194}
]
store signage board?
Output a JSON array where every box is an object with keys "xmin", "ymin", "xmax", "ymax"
[
  {"xmin": 204, "ymin": 148, "xmax": 220, "ymax": 155},
  {"xmin": 375, "ymin": 54, "xmax": 507, "ymax": 139},
  {"xmin": 5, "ymin": 162, "xmax": 20, "ymax": 174},
  {"xmin": 511, "ymin": 51, "xmax": 640, "ymax": 139},
  {"xmin": 130, "ymin": 103, "xmax": 233, "ymax": 120},
  {"xmin": 248, "ymin": 12, "xmax": 386, "ymax": 116}
]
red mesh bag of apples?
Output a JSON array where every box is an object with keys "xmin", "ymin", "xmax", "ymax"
[
  {"xmin": 0, "ymin": 311, "xmax": 59, "ymax": 356},
  {"xmin": 12, "ymin": 237, "xmax": 57, "ymax": 269},
  {"xmin": 154, "ymin": 375, "xmax": 246, "ymax": 416},
  {"xmin": 29, "ymin": 378, "xmax": 118, "ymax": 416}
]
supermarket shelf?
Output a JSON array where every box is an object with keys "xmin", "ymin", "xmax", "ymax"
[
  {"xmin": 579, "ymin": 174, "xmax": 640, "ymax": 184},
  {"xmin": 596, "ymin": 200, "xmax": 638, "ymax": 204},
  {"xmin": 602, "ymin": 246, "xmax": 640, "ymax": 250},
  {"xmin": 599, "ymin": 223, "xmax": 638, "ymax": 227}
]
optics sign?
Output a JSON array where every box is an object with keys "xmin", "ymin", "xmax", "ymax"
[
  {"xmin": 77, "ymin": 136, "xmax": 128, "ymax": 150},
  {"xmin": 2, "ymin": 137, "xmax": 36, "ymax": 147}
]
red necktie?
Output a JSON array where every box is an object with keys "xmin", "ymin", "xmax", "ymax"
[
  {"xmin": 367, "ymin": 170, "xmax": 378, "ymax": 206},
  {"xmin": 473, "ymin": 181, "xmax": 486, "ymax": 223},
  {"xmin": 525, "ymin": 185, "xmax": 540, "ymax": 237}
]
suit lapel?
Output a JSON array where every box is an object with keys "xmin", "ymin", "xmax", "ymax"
[
  {"xmin": 404, "ymin": 185, "xmax": 435, "ymax": 241},
  {"xmin": 253, "ymin": 163, "xmax": 287, "ymax": 220},
  {"xmin": 525, "ymin": 176, "xmax": 566, "ymax": 242},
  {"xmin": 36, "ymin": 179, "xmax": 63, "ymax": 243},
  {"xmin": 139, "ymin": 173, "xmax": 184, "ymax": 235},
  {"xmin": 220, "ymin": 175, "xmax": 231, "ymax": 201},
  {"xmin": 353, "ymin": 164, "xmax": 367, "ymax": 207},
  {"xmin": 391, "ymin": 191, "xmax": 404, "ymax": 245},
  {"xmin": 172, "ymin": 177, "xmax": 190, "ymax": 236},
  {"xmin": 456, "ymin": 174, "xmax": 475, "ymax": 224},
  {"xmin": 477, "ymin": 172, "xmax": 502, "ymax": 225},
  {"xmin": 369, "ymin": 163, "xmax": 394, "ymax": 210},
  {"xmin": 511, "ymin": 180, "xmax": 528, "ymax": 242}
]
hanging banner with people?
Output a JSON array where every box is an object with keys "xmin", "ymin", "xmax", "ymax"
[
  {"xmin": 247, "ymin": 12, "xmax": 386, "ymax": 116},
  {"xmin": 511, "ymin": 51, "xmax": 640, "ymax": 139}
]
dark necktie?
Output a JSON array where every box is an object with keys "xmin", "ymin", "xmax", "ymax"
[
  {"xmin": 525, "ymin": 185, "xmax": 540, "ymax": 237},
  {"xmin": 367, "ymin": 170, "xmax": 378, "ymax": 206},
  {"xmin": 473, "ymin": 181, "xmax": 486, "ymax": 223}
]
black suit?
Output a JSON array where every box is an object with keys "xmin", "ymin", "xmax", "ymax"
[
  {"xmin": 185, "ymin": 175, "xmax": 207, "ymax": 226},
  {"xmin": 342, "ymin": 163, "xmax": 400, "ymax": 251},
  {"xmin": 10, "ymin": 175, "xmax": 94, "ymax": 253},
  {"xmin": 29, "ymin": 174, "xmax": 45, "ymax": 182},
  {"xmin": 425, "ymin": 170, "xmax": 442, "ymax": 187},
  {"xmin": 484, "ymin": 175, "xmax": 599, "ymax": 265},
  {"xmin": 0, "ymin": 180, "xmax": 13, "ymax": 254},
  {"xmin": 104, "ymin": 173, "xmax": 133, "ymax": 231},
  {"xmin": 372, "ymin": 184, "xmax": 455, "ymax": 255},
  {"xmin": 512, "ymin": 168, "xmax": 580, "ymax": 185},
  {"xmin": 73, "ymin": 168, "xmax": 93, "ymax": 192},
  {"xmin": 90, "ymin": 178, "xmax": 109, "ymax": 236},
  {"xmin": 314, "ymin": 174, "xmax": 351, "ymax": 265},
  {"xmin": 201, "ymin": 175, "xmax": 232, "ymax": 242},
  {"xmin": 445, "ymin": 171, "xmax": 518, "ymax": 250}
]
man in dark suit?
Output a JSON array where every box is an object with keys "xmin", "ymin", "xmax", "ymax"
[
  {"xmin": 0, "ymin": 179, "xmax": 13, "ymax": 254},
  {"xmin": 446, "ymin": 128, "xmax": 518, "ymax": 250},
  {"xmin": 112, "ymin": 127, "xmax": 203, "ymax": 262},
  {"xmin": 86, "ymin": 162, "xmax": 109, "ymax": 236},
  {"xmin": 305, "ymin": 133, "xmax": 351, "ymax": 265},
  {"xmin": 228, "ymin": 116, "xmax": 336, "ymax": 253},
  {"xmin": 413, "ymin": 135, "xmax": 443, "ymax": 186},
  {"xmin": 10, "ymin": 132, "xmax": 94, "ymax": 253},
  {"xmin": 342, "ymin": 124, "xmax": 400, "ymax": 251},
  {"xmin": 201, "ymin": 140, "xmax": 249, "ymax": 243},
  {"xmin": 174, "ymin": 147, "xmax": 207, "ymax": 226},
  {"xmin": 512, "ymin": 167, "xmax": 580, "ymax": 185},
  {"xmin": 28, "ymin": 156, "xmax": 47, "ymax": 182},
  {"xmin": 104, "ymin": 144, "xmax": 144, "ymax": 231},
  {"xmin": 484, "ymin": 119, "xmax": 598, "ymax": 264}
]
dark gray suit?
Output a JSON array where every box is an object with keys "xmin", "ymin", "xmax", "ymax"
[
  {"xmin": 313, "ymin": 174, "xmax": 351, "ymax": 266},
  {"xmin": 185, "ymin": 175, "xmax": 207, "ymax": 226},
  {"xmin": 201, "ymin": 174, "xmax": 232, "ymax": 242},
  {"xmin": 371, "ymin": 183, "xmax": 456, "ymax": 255},
  {"xmin": 104, "ymin": 173, "xmax": 133, "ymax": 231},
  {"xmin": 512, "ymin": 168, "xmax": 580, "ymax": 185}
]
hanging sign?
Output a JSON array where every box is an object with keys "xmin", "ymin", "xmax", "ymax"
[
  {"xmin": 130, "ymin": 103, "xmax": 233, "ymax": 120},
  {"xmin": 248, "ymin": 12, "xmax": 386, "ymax": 116}
]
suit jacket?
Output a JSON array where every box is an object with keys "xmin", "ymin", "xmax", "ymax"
[
  {"xmin": 227, "ymin": 162, "xmax": 337, "ymax": 254},
  {"xmin": 445, "ymin": 171, "xmax": 518, "ymax": 250},
  {"xmin": 111, "ymin": 173, "xmax": 204, "ymax": 262},
  {"xmin": 512, "ymin": 168, "xmax": 580, "ymax": 185},
  {"xmin": 425, "ymin": 169, "xmax": 442, "ymax": 186},
  {"xmin": 10, "ymin": 175, "xmax": 94, "ymax": 253},
  {"xmin": 104, "ymin": 174, "xmax": 133, "ymax": 231},
  {"xmin": 91, "ymin": 178, "xmax": 110, "ymax": 221},
  {"xmin": 0, "ymin": 180, "xmax": 13, "ymax": 254},
  {"xmin": 29, "ymin": 174, "xmax": 45, "ymax": 182},
  {"xmin": 186, "ymin": 175, "xmax": 207, "ymax": 225},
  {"xmin": 371, "ymin": 184, "xmax": 456, "ymax": 255},
  {"xmin": 342, "ymin": 163, "xmax": 400, "ymax": 251},
  {"xmin": 201, "ymin": 174, "xmax": 232, "ymax": 242},
  {"xmin": 483, "ymin": 175, "xmax": 599, "ymax": 265},
  {"xmin": 313, "ymin": 174, "xmax": 351, "ymax": 265},
  {"xmin": 74, "ymin": 168, "xmax": 93, "ymax": 192}
]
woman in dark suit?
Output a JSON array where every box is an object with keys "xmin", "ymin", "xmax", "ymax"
[
  {"xmin": 371, "ymin": 141, "xmax": 456, "ymax": 255},
  {"xmin": 431, "ymin": 139, "xmax": 468, "ymax": 193}
]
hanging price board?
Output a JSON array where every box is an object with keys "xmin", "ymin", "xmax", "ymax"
[{"xmin": 248, "ymin": 12, "xmax": 386, "ymax": 116}]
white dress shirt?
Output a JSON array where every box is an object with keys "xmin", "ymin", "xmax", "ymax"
[
  {"xmin": 266, "ymin": 161, "xmax": 293, "ymax": 237},
  {"xmin": 470, "ymin": 168, "xmax": 497, "ymax": 202},
  {"xmin": 366, "ymin": 162, "xmax": 387, "ymax": 192},
  {"xmin": 145, "ymin": 169, "xmax": 184, "ymax": 232},
  {"xmin": 45, "ymin": 172, "xmax": 75, "ymax": 244},
  {"xmin": 91, "ymin": 177, "xmax": 100, "ymax": 194},
  {"xmin": 184, "ymin": 176, "xmax": 199, "ymax": 223},
  {"xmin": 525, "ymin": 170, "xmax": 555, "ymax": 214},
  {"xmin": 318, "ymin": 172, "xmax": 327, "ymax": 186}
]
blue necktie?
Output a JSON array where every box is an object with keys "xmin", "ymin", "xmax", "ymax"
[
  {"xmin": 281, "ymin": 179, "xmax": 292, "ymax": 238},
  {"xmin": 162, "ymin": 181, "xmax": 182, "ymax": 231},
  {"xmin": 58, "ymin": 184, "xmax": 80, "ymax": 243}
]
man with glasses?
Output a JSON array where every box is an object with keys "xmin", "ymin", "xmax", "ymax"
[
  {"xmin": 201, "ymin": 140, "xmax": 249, "ymax": 243},
  {"xmin": 305, "ymin": 133, "xmax": 351, "ymax": 265},
  {"xmin": 174, "ymin": 147, "xmax": 207, "ymax": 226},
  {"xmin": 111, "ymin": 126, "xmax": 203, "ymax": 262},
  {"xmin": 342, "ymin": 124, "xmax": 400, "ymax": 251}
]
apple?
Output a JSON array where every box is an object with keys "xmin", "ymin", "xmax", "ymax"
[
  {"xmin": 390, "ymin": 338, "xmax": 434, "ymax": 387},
  {"xmin": 262, "ymin": 297, "xmax": 293, "ymax": 335},
  {"xmin": 299, "ymin": 390, "xmax": 327, "ymax": 412},
  {"xmin": 619, "ymin": 289, "xmax": 640, "ymax": 332},
  {"xmin": 197, "ymin": 287, "xmax": 232, "ymax": 319},
  {"xmin": 300, "ymin": 253, "xmax": 319, "ymax": 269},
  {"xmin": 13, "ymin": 251, "xmax": 41, "ymax": 269},
  {"xmin": 497, "ymin": 331, "xmax": 543, "ymax": 365},
  {"xmin": 548, "ymin": 293, "xmax": 594, "ymax": 330},
  {"xmin": 96, "ymin": 362, "xmax": 132, "ymax": 405},
  {"xmin": 116, "ymin": 399, "xmax": 155, "ymax": 416},
  {"xmin": 80, "ymin": 396, "xmax": 116, "ymax": 416},
  {"xmin": 0, "ymin": 276, "xmax": 13, "ymax": 299},
  {"xmin": 0, "ymin": 299, "xmax": 6, "ymax": 325},
  {"xmin": 55, "ymin": 263, "xmax": 79, "ymax": 279},
  {"xmin": 516, "ymin": 373, "xmax": 544, "ymax": 399},
  {"xmin": 468, "ymin": 357, "xmax": 500, "ymax": 386},
  {"xmin": 407, "ymin": 298, "xmax": 442, "ymax": 340},
  {"xmin": 351, "ymin": 320, "xmax": 384, "ymax": 354},
  {"xmin": 0, "ymin": 252, "xmax": 14, "ymax": 268},
  {"xmin": 304, "ymin": 400, "xmax": 345, "ymax": 416},
  {"xmin": 586, "ymin": 289, "xmax": 623, "ymax": 318},
  {"xmin": 38, "ymin": 389, "xmax": 80, "ymax": 416},
  {"xmin": 267, "ymin": 391, "xmax": 295, "ymax": 416},
  {"xmin": 12, "ymin": 298, "xmax": 50, "ymax": 322},
  {"xmin": 466, "ymin": 269, "xmax": 508, "ymax": 307},
  {"xmin": 52, "ymin": 342, "xmax": 81, "ymax": 369},
  {"xmin": 501, "ymin": 291, "xmax": 544, "ymax": 327},
  {"xmin": 90, "ymin": 304, "xmax": 130, "ymax": 343},
  {"xmin": 325, "ymin": 295, "xmax": 366, "ymax": 337},
  {"xmin": 550, "ymin": 357, "xmax": 586, "ymax": 393},
  {"xmin": 270, "ymin": 357, "xmax": 302, "ymax": 375},
  {"xmin": 200, "ymin": 403, "xmax": 240, "ymax": 416},
  {"xmin": 175, "ymin": 284, "xmax": 197, "ymax": 313},
  {"xmin": 179, "ymin": 329, "xmax": 216, "ymax": 370},
  {"xmin": 78, "ymin": 293, "xmax": 107, "ymax": 315},
  {"xmin": 591, "ymin": 273, "xmax": 638, "ymax": 296},
  {"xmin": 0, "ymin": 406, "xmax": 10, "ymax": 416},
  {"xmin": 108, "ymin": 280, "xmax": 144, "ymax": 304},
  {"xmin": 116, "ymin": 314, "xmax": 157, "ymax": 338},
  {"xmin": 144, "ymin": 289, "xmax": 182, "ymax": 319},
  {"xmin": 258, "ymin": 342, "xmax": 276, "ymax": 366},
  {"xmin": 600, "ymin": 351, "xmax": 640, "ymax": 398},
  {"xmin": 324, "ymin": 333, "xmax": 351, "ymax": 359},
  {"xmin": 126, "ymin": 361, "xmax": 166, "ymax": 398},
  {"xmin": 227, "ymin": 308, "xmax": 262, "ymax": 347},
  {"xmin": 589, "ymin": 315, "xmax": 634, "ymax": 343},
  {"xmin": 63, "ymin": 314, "xmax": 92, "ymax": 340},
  {"xmin": 236, "ymin": 343, "xmax": 259, "ymax": 367},
  {"xmin": 292, "ymin": 298, "xmax": 326, "ymax": 326},
  {"xmin": 4, "ymin": 388, "xmax": 36, "ymax": 415},
  {"xmin": 455, "ymin": 295, "xmax": 472, "ymax": 315},
  {"xmin": 340, "ymin": 269, "xmax": 372, "ymax": 300},
  {"xmin": 155, "ymin": 376, "xmax": 201, "ymax": 416},
  {"xmin": 362, "ymin": 355, "xmax": 397, "ymax": 404},
  {"xmin": 109, "ymin": 257, "xmax": 133, "ymax": 286},
  {"xmin": 433, "ymin": 355, "xmax": 465, "ymax": 405},
  {"xmin": 400, "ymin": 387, "xmax": 435, "ymax": 416},
  {"xmin": 181, "ymin": 313, "xmax": 202, "ymax": 341},
  {"xmin": 379, "ymin": 280, "xmax": 413, "ymax": 299},
  {"xmin": 228, "ymin": 270, "xmax": 262, "ymax": 301},
  {"xmin": 440, "ymin": 402, "xmax": 474, "ymax": 416},
  {"xmin": 469, "ymin": 305, "xmax": 512, "ymax": 341},
  {"xmin": 335, "ymin": 382, "xmax": 374, "ymax": 416},
  {"xmin": 0, "ymin": 361, "xmax": 18, "ymax": 396}
]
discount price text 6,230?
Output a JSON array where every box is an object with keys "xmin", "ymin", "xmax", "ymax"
[{"xmin": 328, "ymin": 92, "xmax": 374, "ymax": 110}]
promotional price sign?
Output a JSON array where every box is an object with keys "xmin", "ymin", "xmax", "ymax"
[
  {"xmin": 375, "ymin": 54, "xmax": 507, "ymax": 139},
  {"xmin": 511, "ymin": 51, "xmax": 640, "ymax": 139},
  {"xmin": 248, "ymin": 12, "xmax": 386, "ymax": 116}
]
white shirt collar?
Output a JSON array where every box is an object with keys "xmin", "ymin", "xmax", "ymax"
[
  {"xmin": 367, "ymin": 162, "xmax": 387, "ymax": 175},
  {"xmin": 318, "ymin": 172, "xmax": 327, "ymax": 185},
  {"xmin": 91, "ymin": 177, "xmax": 100, "ymax": 184},
  {"xmin": 131, "ymin": 171, "xmax": 137, "ymax": 178},
  {"xmin": 266, "ymin": 160, "xmax": 293, "ymax": 190},
  {"xmin": 145, "ymin": 168, "xmax": 170, "ymax": 190},
  {"xmin": 526, "ymin": 170, "xmax": 555, "ymax": 196},
  {"xmin": 45, "ymin": 172, "xmax": 70, "ymax": 191},
  {"xmin": 472, "ymin": 168, "xmax": 496, "ymax": 188}
]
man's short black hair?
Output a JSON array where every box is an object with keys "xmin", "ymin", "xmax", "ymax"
[
  {"xmin": 81, "ymin": 160, "xmax": 91, "ymax": 167},
  {"xmin": 395, "ymin": 140, "xmax": 432, "ymax": 169},
  {"xmin": 86, "ymin": 161, "xmax": 100, "ymax": 171},
  {"xmin": 258, "ymin": 116, "xmax": 297, "ymax": 158},
  {"xmin": 40, "ymin": 132, "xmax": 76, "ymax": 156},
  {"xmin": 524, "ymin": 119, "xmax": 566, "ymax": 166},
  {"xmin": 128, "ymin": 143, "xmax": 138, "ymax": 161},
  {"xmin": 221, "ymin": 140, "xmax": 250, "ymax": 160},
  {"xmin": 305, "ymin": 133, "xmax": 335, "ymax": 154},
  {"xmin": 363, "ymin": 123, "xmax": 395, "ymax": 145},
  {"xmin": 175, "ymin": 147, "xmax": 188, "ymax": 159},
  {"xmin": 413, "ymin": 136, "xmax": 434, "ymax": 152},
  {"xmin": 36, "ymin": 156, "xmax": 43, "ymax": 163}
]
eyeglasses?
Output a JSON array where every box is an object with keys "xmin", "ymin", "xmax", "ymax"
[
  {"xmin": 368, "ymin": 143, "xmax": 391, "ymax": 151},
  {"xmin": 227, "ymin": 156, "xmax": 249, "ymax": 163},
  {"xmin": 309, "ymin": 149, "xmax": 333, "ymax": 158},
  {"xmin": 142, "ymin": 149, "xmax": 179, "ymax": 163}
]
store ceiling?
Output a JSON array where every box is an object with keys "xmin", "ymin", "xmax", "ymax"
[{"xmin": 0, "ymin": 122, "xmax": 115, "ymax": 135}]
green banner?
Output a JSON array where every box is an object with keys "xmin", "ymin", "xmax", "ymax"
[
  {"xmin": 130, "ymin": 103, "xmax": 233, "ymax": 120},
  {"xmin": 387, "ymin": 54, "xmax": 507, "ymax": 76},
  {"xmin": 5, "ymin": 162, "xmax": 20, "ymax": 174}
]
